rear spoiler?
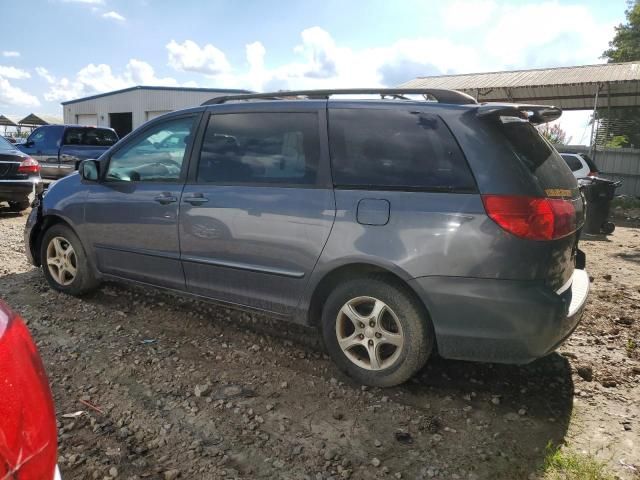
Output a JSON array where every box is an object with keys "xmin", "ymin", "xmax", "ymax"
[{"xmin": 476, "ymin": 103, "xmax": 562, "ymax": 125}]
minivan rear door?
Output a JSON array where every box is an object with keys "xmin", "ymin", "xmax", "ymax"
[{"xmin": 178, "ymin": 103, "xmax": 335, "ymax": 315}]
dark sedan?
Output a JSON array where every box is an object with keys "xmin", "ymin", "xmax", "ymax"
[{"xmin": 0, "ymin": 136, "xmax": 43, "ymax": 212}]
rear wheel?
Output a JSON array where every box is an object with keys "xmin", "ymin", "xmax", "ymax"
[
  {"xmin": 321, "ymin": 277, "xmax": 433, "ymax": 387},
  {"xmin": 601, "ymin": 222, "xmax": 615, "ymax": 235},
  {"xmin": 8, "ymin": 200, "xmax": 30, "ymax": 212},
  {"xmin": 40, "ymin": 224, "xmax": 99, "ymax": 296}
]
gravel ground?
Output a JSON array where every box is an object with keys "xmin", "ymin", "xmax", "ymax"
[{"xmin": 0, "ymin": 206, "xmax": 638, "ymax": 480}]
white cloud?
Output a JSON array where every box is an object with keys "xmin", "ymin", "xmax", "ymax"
[
  {"xmin": 0, "ymin": 65, "xmax": 30, "ymax": 80},
  {"xmin": 36, "ymin": 67, "xmax": 56, "ymax": 83},
  {"xmin": 166, "ymin": 39, "xmax": 231, "ymax": 75},
  {"xmin": 41, "ymin": 60, "xmax": 184, "ymax": 102},
  {"xmin": 2, "ymin": 51, "xmax": 20, "ymax": 58},
  {"xmin": 102, "ymin": 11, "xmax": 126, "ymax": 22},
  {"xmin": 0, "ymin": 77, "xmax": 40, "ymax": 108}
]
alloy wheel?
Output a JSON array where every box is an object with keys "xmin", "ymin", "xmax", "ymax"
[
  {"xmin": 335, "ymin": 296, "xmax": 404, "ymax": 370},
  {"xmin": 46, "ymin": 236, "xmax": 77, "ymax": 286}
]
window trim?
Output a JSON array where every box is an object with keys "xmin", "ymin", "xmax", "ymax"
[
  {"xmin": 101, "ymin": 112, "xmax": 201, "ymax": 184},
  {"xmin": 327, "ymin": 107, "xmax": 479, "ymax": 193},
  {"xmin": 187, "ymin": 109, "xmax": 332, "ymax": 189}
]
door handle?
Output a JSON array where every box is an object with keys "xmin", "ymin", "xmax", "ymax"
[
  {"xmin": 183, "ymin": 194, "xmax": 209, "ymax": 206},
  {"xmin": 154, "ymin": 194, "xmax": 178, "ymax": 205}
]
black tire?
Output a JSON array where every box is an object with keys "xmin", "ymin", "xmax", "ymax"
[
  {"xmin": 601, "ymin": 222, "xmax": 615, "ymax": 235},
  {"xmin": 40, "ymin": 224, "xmax": 100, "ymax": 296},
  {"xmin": 8, "ymin": 200, "xmax": 30, "ymax": 212},
  {"xmin": 321, "ymin": 277, "xmax": 433, "ymax": 387}
]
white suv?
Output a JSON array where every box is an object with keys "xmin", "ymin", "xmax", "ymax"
[{"xmin": 560, "ymin": 152, "xmax": 599, "ymax": 179}]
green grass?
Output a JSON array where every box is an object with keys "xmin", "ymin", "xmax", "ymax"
[
  {"xmin": 612, "ymin": 196, "xmax": 640, "ymax": 210},
  {"xmin": 542, "ymin": 444, "xmax": 615, "ymax": 480}
]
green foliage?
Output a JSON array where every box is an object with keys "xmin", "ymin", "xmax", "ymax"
[
  {"xmin": 542, "ymin": 443, "xmax": 615, "ymax": 480},
  {"xmin": 605, "ymin": 135, "xmax": 630, "ymax": 148},
  {"xmin": 602, "ymin": 0, "xmax": 640, "ymax": 62}
]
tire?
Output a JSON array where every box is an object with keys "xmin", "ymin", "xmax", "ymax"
[
  {"xmin": 601, "ymin": 222, "xmax": 615, "ymax": 235},
  {"xmin": 8, "ymin": 200, "xmax": 30, "ymax": 212},
  {"xmin": 40, "ymin": 224, "xmax": 99, "ymax": 296},
  {"xmin": 321, "ymin": 277, "xmax": 433, "ymax": 387}
]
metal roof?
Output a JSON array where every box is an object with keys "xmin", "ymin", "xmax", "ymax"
[
  {"xmin": 0, "ymin": 114, "xmax": 17, "ymax": 127},
  {"xmin": 399, "ymin": 62, "xmax": 640, "ymax": 110},
  {"xmin": 18, "ymin": 113, "xmax": 63, "ymax": 126},
  {"xmin": 61, "ymin": 85, "xmax": 253, "ymax": 106}
]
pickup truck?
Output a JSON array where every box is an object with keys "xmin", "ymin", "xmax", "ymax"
[{"xmin": 16, "ymin": 125, "xmax": 118, "ymax": 180}]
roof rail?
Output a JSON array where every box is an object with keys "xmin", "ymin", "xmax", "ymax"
[{"xmin": 201, "ymin": 88, "xmax": 478, "ymax": 106}]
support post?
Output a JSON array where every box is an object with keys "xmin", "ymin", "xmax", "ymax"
[{"xmin": 589, "ymin": 84, "xmax": 601, "ymax": 161}]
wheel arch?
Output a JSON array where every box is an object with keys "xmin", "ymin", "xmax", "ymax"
[
  {"xmin": 305, "ymin": 262, "xmax": 433, "ymax": 332},
  {"xmin": 31, "ymin": 214, "xmax": 81, "ymax": 267}
]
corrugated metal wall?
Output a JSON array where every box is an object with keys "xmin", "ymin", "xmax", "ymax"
[
  {"xmin": 63, "ymin": 89, "xmax": 232, "ymax": 131},
  {"xmin": 558, "ymin": 145, "xmax": 640, "ymax": 197}
]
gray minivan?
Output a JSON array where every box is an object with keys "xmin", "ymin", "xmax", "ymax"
[{"xmin": 24, "ymin": 89, "xmax": 589, "ymax": 387}]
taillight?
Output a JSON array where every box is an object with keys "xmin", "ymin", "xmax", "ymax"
[
  {"xmin": 482, "ymin": 195, "xmax": 577, "ymax": 241},
  {"xmin": 587, "ymin": 171, "xmax": 598, "ymax": 177},
  {"xmin": 17, "ymin": 157, "xmax": 40, "ymax": 174},
  {"xmin": 0, "ymin": 301, "xmax": 57, "ymax": 480}
]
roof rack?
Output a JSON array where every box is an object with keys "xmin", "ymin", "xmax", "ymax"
[{"xmin": 201, "ymin": 88, "xmax": 478, "ymax": 106}]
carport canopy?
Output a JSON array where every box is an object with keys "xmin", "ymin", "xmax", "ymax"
[
  {"xmin": 0, "ymin": 114, "xmax": 18, "ymax": 127},
  {"xmin": 399, "ymin": 62, "xmax": 640, "ymax": 111},
  {"xmin": 17, "ymin": 113, "xmax": 63, "ymax": 127}
]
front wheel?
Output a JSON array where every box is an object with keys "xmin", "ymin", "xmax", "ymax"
[
  {"xmin": 40, "ymin": 224, "xmax": 99, "ymax": 296},
  {"xmin": 321, "ymin": 277, "xmax": 433, "ymax": 387}
]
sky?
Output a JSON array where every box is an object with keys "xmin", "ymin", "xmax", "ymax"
[{"xmin": 0, "ymin": 0, "xmax": 629, "ymax": 144}]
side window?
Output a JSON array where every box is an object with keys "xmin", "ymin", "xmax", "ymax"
[
  {"xmin": 106, "ymin": 116, "xmax": 195, "ymax": 182},
  {"xmin": 561, "ymin": 154, "xmax": 583, "ymax": 172},
  {"xmin": 28, "ymin": 127, "xmax": 61, "ymax": 150},
  {"xmin": 197, "ymin": 112, "xmax": 320, "ymax": 185},
  {"xmin": 63, "ymin": 128, "xmax": 119, "ymax": 146},
  {"xmin": 329, "ymin": 109, "xmax": 476, "ymax": 191}
]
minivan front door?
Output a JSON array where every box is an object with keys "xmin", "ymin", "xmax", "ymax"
[
  {"xmin": 20, "ymin": 126, "xmax": 64, "ymax": 178},
  {"xmin": 179, "ymin": 107, "xmax": 335, "ymax": 315},
  {"xmin": 84, "ymin": 114, "xmax": 199, "ymax": 290}
]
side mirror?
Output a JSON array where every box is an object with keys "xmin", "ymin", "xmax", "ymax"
[
  {"xmin": 80, "ymin": 159, "xmax": 100, "ymax": 181},
  {"xmin": 23, "ymin": 140, "xmax": 34, "ymax": 148}
]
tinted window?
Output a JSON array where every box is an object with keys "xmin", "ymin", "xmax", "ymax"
[
  {"xmin": 561, "ymin": 154, "xmax": 583, "ymax": 172},
  {"xmin": 197, "ymin": 113, "xmax": 320, "ymax": 185},
  {"xmin": 492, "ymin": 117, "xmax": 577, "ymax": 191},
  {"xmin": 0, "ymin": 136, "xmax": 15, "ymax": 152},
  {"xmin": 27, "ymin": 126, "xmax": 62, "ymax": 150},
  {"xmin": 106, "ymin": 116, "xmax": 195, "ymax": 182},
  {"xmin": 329, "ymin": 109, "xmax": 475, "ymax": 191},
  {"xmin": 579, "ymin": 153, "xmax": 599, "ymax": 172},
  {"xmin": 63, "ymin": 128, "xmax": 118, "ymax": 146}
]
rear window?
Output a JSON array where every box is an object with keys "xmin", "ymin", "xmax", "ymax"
[
  {"xmin": 0, "ymin": 136, "xmax": 15, "ymax": 152},
  {"xmin": 63, "ymin": 128, "xmax": 118, "ymax": 147},
  {"xmin": 329, "ymin": 109, "xmax": 476, "ymax": 191},
  {"xmin": 561, "ymin": 154, "xmax": 583, "ymax": 172},
  {"xmin": 493, "ymin": 117, "xmax": 577, "ymax": 193}
]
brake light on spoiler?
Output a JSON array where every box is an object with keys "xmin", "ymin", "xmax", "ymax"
[{"xmin": 482, "ymin": 195, "xmax": 577, "ymax": 241}]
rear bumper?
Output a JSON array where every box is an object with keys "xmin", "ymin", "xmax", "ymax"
[
  {"xmin": 408, "ymin": 269, "xmax": 589, "ymax": 364},
  {"xmin": 0, "ymin": 178, "xmax": 43, "ymax": 202}
]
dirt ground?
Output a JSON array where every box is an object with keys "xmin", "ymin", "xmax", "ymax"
[{"xmin": 0, "ymin": 206, "xmax": 638, "ymax": 480}]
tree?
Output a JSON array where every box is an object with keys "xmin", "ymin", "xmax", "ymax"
[
  {"xmin": 598, "ymin": 1, "xmax": 640, "ymax": 148},
  {"xmin": 537, "ymin": 123, "xmax": 569, "ymax": 145},
  {"xmin": 602, "ymin": 0, "xmax": 640, "ymax": 62}
]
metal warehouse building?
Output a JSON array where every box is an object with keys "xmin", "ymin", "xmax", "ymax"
[{"xmin": 61, "ymin": 85, "xmax": 251, "ymax": 138}]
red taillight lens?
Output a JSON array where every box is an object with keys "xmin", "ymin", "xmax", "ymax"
[
  {"xmin": 0, "ymin": 301, "xmax": 57, "ymax": 480},
  {"xmin": 482, "ymin": 195, "xmax": 576, "ymax": 241},
  {"xmin": 587, "ymin": 171, "xmax": 598, "ymax": 177},
  {"xmin": 17, "ymin": 157, "xmax": 40, "ymax": 174}
]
